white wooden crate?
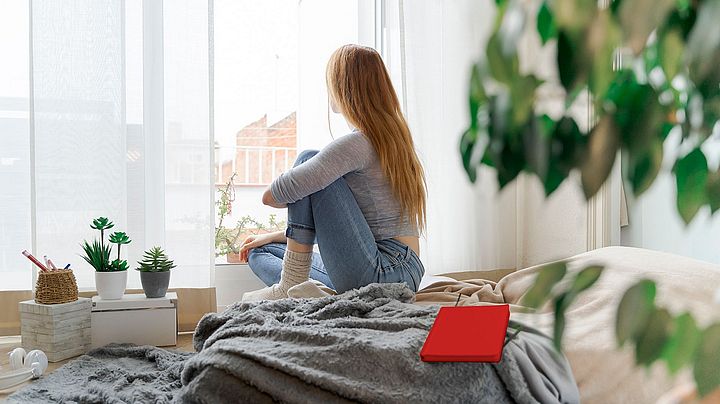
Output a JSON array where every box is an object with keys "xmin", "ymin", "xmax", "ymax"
[
  {"xmin": 19, "ymin": 298, "xmax": 92, "ymax": 362},
  {"xmin": 91, "ymin": 293, "xmax": 177, "ymax": 348}
]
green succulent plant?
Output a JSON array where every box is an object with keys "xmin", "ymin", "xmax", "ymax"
[
  {"xmin": 81, "ymin": 239, "xmax": 111, "ymax": 272},
  {"xmin": 109, "ymin": 259, "xmax": 129, "ymax": 272},
  {"xmin": 136, "ymin": 247, "xmax": 176, "ymax": 273},
  {"xmin": 109, "ymin": 231, "xmax": 131, "ymax": 261},
  {"xmin": 80, "ymin": 217, "xmax": 131, "ymax": 272}
]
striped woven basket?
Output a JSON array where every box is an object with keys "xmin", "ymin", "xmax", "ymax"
[{"xmin": 35, "ymin": 269, "xmax": 79, "ymax": 304}]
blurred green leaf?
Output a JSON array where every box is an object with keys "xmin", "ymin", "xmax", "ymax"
[
  {"xmin": 662, "ymin": 313, "xmax": 700, "ymax": 374},
  {"xmin": 557, "ymin": 31, "xmax": 583, "ymax": 93},
  {"xmin": 581, "ymin": 116, "xmax": 620, "ymax": 199},
  {"xmin": 674, "ymin": 148, "xmax": 709, "ymax": 224},
  {"xmin": 619, "ymin": 0, "xmax": 674, "ymax": 54},
  {"xmin": 629, "ymin": 138, "xmax": 663, "ymax": 196},
  {"xmin": 659, "ymin": 29, "xmax": 684, "ymax": 80},
  {"xmin": 537, "ymin": 2, "xmax": 556, "ymax": 45},
  {"xmin": 635, "ymin": 307, "xmax": 672, "ymax": 366},
  {"xmin": 616, "ymin": 279, "xmax": 656, "ymax": 346},
  {"xmin": 553, "ymin": 292, "xmax": 569, "ymax": 351},
  {"xmin": 706, "ymin": 171, "xmax": 720, "ymax": 214},
  {"xmin": 486, "ymin": 33, "xmax": 518, "ymax": 86},
  {"xmin": 588, "ymin": 11, "xmax": 621, "ymax": 100},
  {"xmin": 685, "ymin": 0, "xmax": 720, "ymax": 88},
  {"xmin": 568, "ymin": 266, "xmax": 604, "ymax": 295},
  {"xmin": 511, "ymin": 75, "xmax": 542, "ymax": 127},
  {"xmin": 553, "ymin": 0, "xmax": 595, "ymax": 33},
  {"xmin": 694, "ymin": 323, "xmax": 720, "ymax": 397},
  {"xmin": 522, "ymin": 261, "xmax": 567, "ymax": 309},
  {"xmin": 545, "ymin": 117, "xmax": 585, "ymax": 196},
  {"xmin": 469, "ymin": 63, "xmax": 487, "ymax": 128},
  {"xmin": 460, "ymin": 128, "xmax": 478, "ymax": 183}
]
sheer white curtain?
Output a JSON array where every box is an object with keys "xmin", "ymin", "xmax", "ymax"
[
  {"xmin": 388, "ymin": 0, "xmax": 518, "ymax": 274},
  {"xmin": 26, "ymin": 0, "xmax": 214, "ymax": 290}
]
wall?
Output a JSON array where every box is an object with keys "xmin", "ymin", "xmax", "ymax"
[
  {"xmin": 621, "ymin": 130, "xmax": 720, "ymax": 264},
  {"xmin": 518, "ymin": 175, "xmax": 589, "ymax": 268}
]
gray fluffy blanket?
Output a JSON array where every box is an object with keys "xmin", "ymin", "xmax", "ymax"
[
  {"xmin": 8, "ymin": 283, "xmax": 578, "ymax": 404},
  {"xmin": 179, "ymin": 283, "xmax": 578, "ymax": 404}
]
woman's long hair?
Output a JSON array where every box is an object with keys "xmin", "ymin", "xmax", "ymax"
[{"xmin": 326, "ymin": 44, "xmax": 427, "ymax": 231}]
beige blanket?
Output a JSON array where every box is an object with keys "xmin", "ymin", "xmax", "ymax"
[{"xmin": 415, "ymin": 246, "xmax": 720, "ymax": 404}]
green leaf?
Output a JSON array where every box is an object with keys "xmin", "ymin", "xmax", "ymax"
[
  {"xmin": 460, "ymin": 129, "xmax": 478, "ymax": 183},
  {"xmin": 136, "ymin": 246, "xmax": 176, "ymax": 272},
  {"xmin": 553, "ymin": 292, "xmax": 569, "ymax": 351},
  {"xmin": 706, "ymin": 171, "xmax": 720, "ymax": 214},
  {"xmin": 90, "ymin": 217, "xmax": 115, "ymax": 231},
  {"xmin": 659, "ymin": 28, "xmax": 684, "ymax": 80},
  {"xmin": 557, "ymin": 31, "xmax": 579, "ymax": 93},
  {"xmin": 511, "ymin": 75, "xmax": 542, "ymax": 127},
  {"xmin": 634, "ymin": 307, "xmax": 672, "ymax": 366},
  {"xmin": 661, "ymin": 313, "xmax": 700, "ymax": 374},
  {"xmin": 694, "ymin": 323, "xmax": 720, "ymax": 397},
  {"xmin": 486, "ymin": 33, "xmax": 518, "ymax": 86},
  {"xmin": 537, "ymin": 3, "xmax": 556, "ymax": 45},
  {"xmin": 616, "ymin": 279, "xmax": 656, "ymax": 346},
  {"xmin": 629, "ymin": 138, "xmax": 663, "ymax": 196},
  {"xmin": 618, "ymin": 0, "xmax": 675, "ymax": 54},
  {"xmin": 521, "ymin": 261, "xmax": 567, "ymax": 309},
  {"xmin": 568, "ymin": 265, "xmax": 604, "ymax": 295},
  {"xmin": 109, "ymin": 231, "xmax": 131, "ymax": 245},
  {"xmin": 581, "ymin": 116, "xmax": 620, "ymax": 199},
  {"xmin": 588, "ymin": 11, "xmax": 621, "ymax": 100},
  {"xmin": 674, "ymin": 148, "xmax": 709, "ymax": 224}
]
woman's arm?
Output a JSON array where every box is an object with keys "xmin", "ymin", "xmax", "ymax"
[
  {"xmin": 269, "ymin": 133, "xmax": 373, "ymax": 205},
  {"xmin": 262, "ymin": 187, "xmax": 286, "ymax": 208},
  {"xmin": 239, "ymin": 230, "xmax": 287, "ymax": 262}
]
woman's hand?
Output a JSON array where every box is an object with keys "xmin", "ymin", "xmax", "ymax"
[{"xmin": 239, "ymin": 231, "xmax": 286, "ymax": 262}]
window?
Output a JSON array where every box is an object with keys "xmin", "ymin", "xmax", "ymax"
[
  {"xmin": 0, "ymin": 1, "xmax": 382, "ymax": 289},
  {"xmin": 212, "ymin": 1, "xmax": 377, "ymax": 264},
  {"xmin": 0, "ymin": 0, "xmax": 31, "ymax": 290}
]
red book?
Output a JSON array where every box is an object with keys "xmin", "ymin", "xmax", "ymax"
[{"xmin": 420, "ymin": 304, "xmax": 510, "ymax": 363}]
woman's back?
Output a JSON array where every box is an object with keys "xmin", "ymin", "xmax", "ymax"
[{"xmin": 270, "ymin": 130, "xmax": 419, "ymax": 241}]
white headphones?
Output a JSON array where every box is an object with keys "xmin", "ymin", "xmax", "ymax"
[{"xmin": 0, "ymin": 348, "xmax": 48, "ymax": 391}]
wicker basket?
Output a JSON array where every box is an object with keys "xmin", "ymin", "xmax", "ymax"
[{"xmin": 35, "ymin": 270, "xmax": 79, "ymax": 304}]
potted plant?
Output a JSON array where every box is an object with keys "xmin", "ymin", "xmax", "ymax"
[
  {"xmin": 135, "ymin": 246, "xmax": 176, "ymax": 298},
  {"xmin": 81, "ymin": 217, "xmax": 132, "ymax": 300},
  {"xmin": 215, "ymin": 173, "xmax": 286, "ymax": 263}
]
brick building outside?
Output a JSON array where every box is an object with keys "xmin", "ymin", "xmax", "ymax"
[{"xmin": 217, "ymin": 112, "xmax": 298, "ymax": 186}]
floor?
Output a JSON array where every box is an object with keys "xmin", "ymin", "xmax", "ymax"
[{"xmin": 0, "ymin": 333, "xmax": 196, "ymax": 401}]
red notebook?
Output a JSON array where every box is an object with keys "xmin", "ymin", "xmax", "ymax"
[{"xmin": 420, "ymin": 304, "xmax": 510, "ymax": 363}]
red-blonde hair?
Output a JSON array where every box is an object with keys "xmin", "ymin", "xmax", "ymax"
[{"xmin": 326, "ymin": 44, "xmax": 427, "ymax": 231}]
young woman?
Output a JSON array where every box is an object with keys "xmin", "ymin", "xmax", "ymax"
[{"xmin": 241, "ymin": 44, "xmax": 426, "ymax": 301}]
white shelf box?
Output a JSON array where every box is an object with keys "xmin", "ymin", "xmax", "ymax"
[{"xmin": 91, "ymin": 292, "xmax": 178, "ymax": 348}]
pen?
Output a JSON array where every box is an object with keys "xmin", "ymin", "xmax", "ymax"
[
  {"xmin": 64, "ymin": 264, "xmax": 71, "ymax": 269},
  {"xmin": 47, "ymin": 258, "xmax": 58, "ymax": 270},
  {"xmin": 22, "ymin": 250, "xmax": 49, "ymax": 272}
]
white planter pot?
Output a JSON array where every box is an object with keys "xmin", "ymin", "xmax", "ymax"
[{"xmin": 95, "ymin": 271, "xmax": 127, "ymax": 300}]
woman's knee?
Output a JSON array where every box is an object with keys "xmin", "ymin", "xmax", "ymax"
[{"xmin": 294, "ymin": 149, "xmax": 319, "ymax": 167}]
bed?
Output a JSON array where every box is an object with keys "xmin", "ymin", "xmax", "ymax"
[
  {"xmin": 8, "ymin": 246, "xmax": 719, "ymax": 403},
  {"xmin": 416, "ymin": 246, "xmax": 720, "ymax": 403}
]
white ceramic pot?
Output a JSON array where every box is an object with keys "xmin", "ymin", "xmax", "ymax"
[{"xmin": 95, "ymin": 271, "xmax": 127, "ymax": 300}]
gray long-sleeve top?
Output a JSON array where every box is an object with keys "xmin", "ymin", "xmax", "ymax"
[{"xmin": 270, "ymin": 131, "xmax": 419, "ymax": 240}]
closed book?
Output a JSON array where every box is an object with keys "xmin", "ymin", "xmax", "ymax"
[{"xmin": 420, "ymin": 304, "xmax": 510, "ymax": 362}]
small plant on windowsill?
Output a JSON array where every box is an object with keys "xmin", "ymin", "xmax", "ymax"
[
  {"xmin": 136, "ymin": 246, "xmax": 176, "ymax": 298},
  {"xmin": 80, "ymin": 217, "xmax": 132, "ymax": 300},
  {"xmin": 215, "ymin": 173, "xmax": 286, "ymax": 263}
]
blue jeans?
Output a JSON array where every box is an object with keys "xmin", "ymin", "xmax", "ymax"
[{"xmin": 248, "ymin": 150, "xmax": 425, "ymax": 293}]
